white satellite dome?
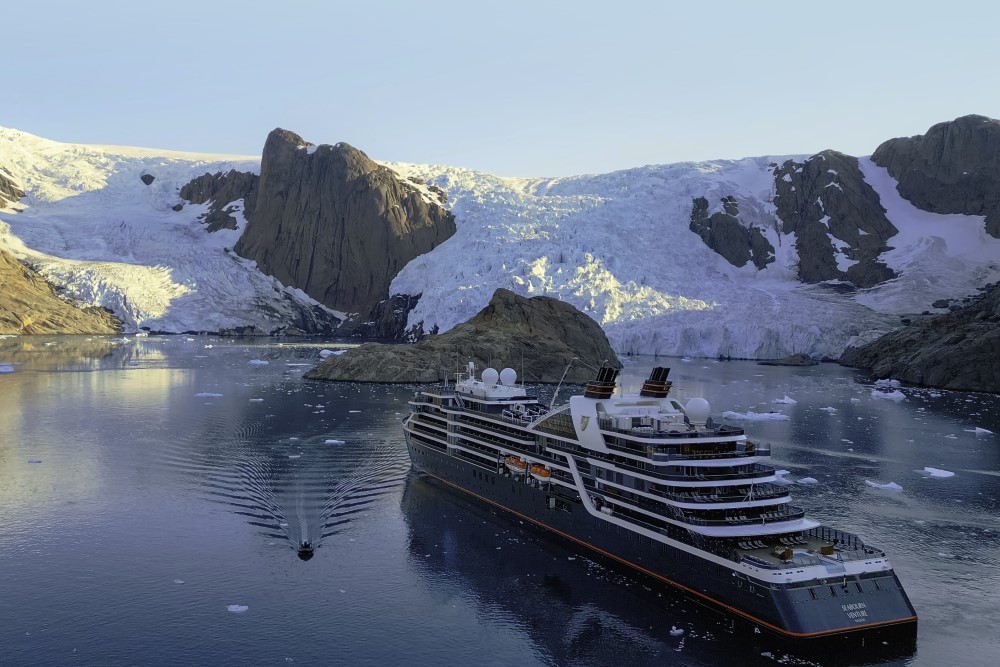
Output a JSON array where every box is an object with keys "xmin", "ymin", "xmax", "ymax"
[
  {"xmin": 481, "ymin": 368, "xmax": 500, "ymax": 386},
  {"xmin": 684, "ymin": 397, "xmax": 711, "ymax": 426},
  {"xmin": 499, "ymin": 368, "xmax": 517, "ymax": 386}
]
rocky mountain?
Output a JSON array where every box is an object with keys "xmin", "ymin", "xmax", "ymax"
[
  {"xmin": 0, "ymin": 166, "xmax": 23, "ymax": 209},
  {"xmin": 179, "ymin": 169, "xmax": 258, "ymax": 232},
  {"xmin": 233, "ymin": 129, "xmax": 456, "ymax": 325},
  {"xmin": 840, "ymin": 282, "xmax": 1000, "ymax": 393},
  {"xmin": 0, "ymin": 248, "xmax": 121, "ymax": 334},
  {"xmin": 1, "ymin": 117, "xmax": 998, "ymax": 367},
  {"xmin": 305, "ymin": 288, "xmax": 620, "ymax": 383},
  {"xmin": 872, "ymin": 114, "xmax": 1000, "ymax": 238}
]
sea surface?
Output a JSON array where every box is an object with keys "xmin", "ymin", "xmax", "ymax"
[{"xmin": 1, "ymin": 336, "xmax": 998, "ymax": 667}]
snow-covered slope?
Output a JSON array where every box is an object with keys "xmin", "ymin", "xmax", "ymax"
[
  {"xmin": 2, "ymin": 125, "xmax": 998, "ymax": 356},
  {"xmin": 386, "ymin": 157, "xmax": 1000, "ymax": 358},
  {"xmin": 0, "ymin": 128, "xmax": 337, "ymax": 333}
]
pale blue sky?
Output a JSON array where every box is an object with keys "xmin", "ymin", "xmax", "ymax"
[{"xmin": 5, "ymin": 0, "xmax": 998, "ymax": 176}]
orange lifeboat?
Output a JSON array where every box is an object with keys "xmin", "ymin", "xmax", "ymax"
[
  {"xmin": 529, "ymin": 463, "xmax": 551, "ymax": 481},
  {"xmin": 505, "ymin": 455, "xmax": 527, "ymax": 473}
]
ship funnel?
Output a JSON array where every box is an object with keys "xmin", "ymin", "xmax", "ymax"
[
  {"xmin": 584, "ymin": 367, "xmax": 619, "ymax": 399},
  {"xmin": 639, "ymin": 367, "xmax": 672, "ymax": 397}
]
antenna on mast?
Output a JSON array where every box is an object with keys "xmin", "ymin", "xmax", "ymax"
[{"xmin": 550, "ymin": 357, "xmax": 577, "ymax": 410}]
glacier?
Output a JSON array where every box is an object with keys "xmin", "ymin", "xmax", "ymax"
[{"xmin": 2, "ymin": 125, "xmax": 1000, "ymax": 358}]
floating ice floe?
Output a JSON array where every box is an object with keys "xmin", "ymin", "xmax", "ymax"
[
  {"xmin": 964, "ymin": 427, "xmax": 994, "ymax": 436},
  {"xmin": 865, "ymin": 480, "xmax": 903, "ymax": 491},
  {"xmin": 773, "ymin": 395, "xmax": 797, "ymax": 405},
  {"xmin": 319, "ymin": 349, "xmax": 335, "ymax": 358},
  {"xmin": 773, "ymin": 470, "xmax": 795, "ymax": 485},
  {"xmin": 288, "ymin": 455, "xmax": 301, "ymax": 459},
  {"xmin": 871, "ymin": 389, "xmax": 905, "ymax": 401},
  {"xmin": 249, "ymin": 398, "xmax": 264, "ymax": 402},
  {"xmin": 818, "ymin": 406, "xmax": 837, "ymax": 412},
  {"xmin": 248, "ymin": 359, "xmax": 269, "ymax": 366},
  {"xmin": 922, "ymin": 467, "xmax": 955, "ymax": 478},
  {"xmin": 194, "ymin": 392, "xmax": 223, "ymax": 398},
  {"xmin": 797, "ymin": 477, "xmax": 819, "ymax": 485},
  {"xmin": 348, "ymin": 410, "xmax": 362, "ymax": 414},
  {"xmin": 226, "ymin": 605, "xmax": 248, "ymax": 613},
  {"xmin": 722, "ymin": 411, "xmax": 790, "ymax": 421},
  {"xmin": 874, "ymin": 379, "xmax": 901, "ymax": 388},
  {"xmin": 325, "ymin": 439, "xmax": 345, "ymax": 445},
  {"xmin": 173, "ymin": 579, "xmax": 184, "ymax": 584},
  {"xmin": 670, "ymin": 626, "xmax": 685, "ymax": 636}
]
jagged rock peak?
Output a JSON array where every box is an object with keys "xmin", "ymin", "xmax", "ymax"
[
  {"xmin": 871, "ymin": 114, "xmax": 1000, "ymax": 238},
  {"xmin": 235, "ymin": 127, "xmax": 456, "ymax": 317}
]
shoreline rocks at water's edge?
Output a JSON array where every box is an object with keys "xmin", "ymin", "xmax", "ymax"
[
  {"xmin": 304, "ymin": 288, "xmax": 620, "ymax": 383},
  {"xmin": 839, "ymin": 282, "xmax": 1000, "ymax": 393}
]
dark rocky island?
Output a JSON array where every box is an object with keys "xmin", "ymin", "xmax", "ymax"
[
  {"xmin": 757, "ymin": 353, "xmax": 818, "ymax": 367},
  {"xmin": 839, "ymin": 283, "xmax": 1000, "ymax": 393},
  {"xmin": 304, "ymin": 288, "xmax": 620, "ymax": 383}
]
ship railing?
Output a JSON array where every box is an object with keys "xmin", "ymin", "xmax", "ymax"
[
  {"xmin": 656, "ymin": 484, "xmax": 789, "ymax": 504},
  {"xmin": 597, "ymin": 417, "xmax": 746, "ymax": 438},
  {"xmin": 593, "ymin": 456, "xmax": 776, "ymax": 483},
  {"xmin": 804, "ymin": 526, "xmax": 883, "ymax": 558},
  {"xmin": 659, "ymin": 506, "xmax": 806, "ymax": 527}
]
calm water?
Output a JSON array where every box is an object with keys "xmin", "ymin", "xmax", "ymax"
[{"xmin": 1, "ymin": 337, "xmax": 998, "ymax": 666}]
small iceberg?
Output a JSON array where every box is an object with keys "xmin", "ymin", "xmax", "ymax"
[
  {"xmin": 871, "ymin": 389, "xmax": 905, "ymax": 401},
  {"xmin": 964, "ymin": 427, "xmax": 994, "ymax": 436},
  {"xmin": 226, "ymin": 605, "xmax": 249, "ymax": 613},
  {"xmin": 325, "ymin": 439, "xmax": 345, "ymax": 445},
  {"xmin": 319, "ymin": 349, "xmax": 335, "ymax": 358},
  {"xmin": 722, "ymin": 411, "xmax": 790, "ymax": 421},
  {"xmin": 797, "ymin": 477, "xmax": 819, "ymax": 485},
  {"xmin": 874, "ymin": 378, "xmax": 901, "ymax": 388},
  {"xmin": 773, "ymin": 470, "xmax": 794, "ymax": 486},
  {"xmin": 772, "ymin": 395, "xmax": 797, "ymax": 405},
  {"xmin": 865, "ymin": 480, "xmax": 903, "ymax": 491},
  {"xmin": 248, "ymin": 359, "xmax": 269, "ymax": 366},
  {"xmin": 922, "ymin": 467, "xmax": 955, "ymax": 478},
  {"xmin": 195, "ymin": 392, "xmax": 224, "ymax": 398},
  {"xmin": 670, "ymin": 626, "xmax": 685, "ymax": 636}
]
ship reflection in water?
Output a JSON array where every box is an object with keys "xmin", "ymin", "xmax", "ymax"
[{"xmin": 400, "ymin": 475, "xmax": 915, "ymax": 666}]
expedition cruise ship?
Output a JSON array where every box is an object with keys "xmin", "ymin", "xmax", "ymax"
[{"xmin": 402, "ymin": 364, "xmax": 917, "ymax": 644}]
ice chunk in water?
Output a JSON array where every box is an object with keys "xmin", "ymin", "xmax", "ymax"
[
  {"xmin": 227, "ymin": 605, "xmax": 249, "ymax": 613},
  {"xmin": 248, "ymin": 359, "xmax": 269, "ymax": 366},
  {"xmin": 194, "ymin": 392, "xmax": 223, "ymax": 398},
  {"xmin": 772, "ymin": 395, "xmax": 797, "ymax": 404},
  {"xmin": 798, "ymin": 477, "xmax": 819, "ymax": 485},
  {"xmin": 922, "ymin": 467, "xmax": 955, "ymax": 478},
  {"xmin": 865, "ymin": 480, "xmax": 903, "ymax": 491},
  {"xmin": 325, "ymin": 439, "xmax": 345, "ymax": 445}
]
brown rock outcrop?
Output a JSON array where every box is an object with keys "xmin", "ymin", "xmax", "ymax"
[
  {"xmin": 0, "ymin": 249, "xmax": 122, "ymax": 334},
  {"xmin": 234, "ymin": 129, "xmax": 455, "ymax": 317},
  {"xmin": 304, "ymin": 288, "xmax": 620, "ymax": 383}
]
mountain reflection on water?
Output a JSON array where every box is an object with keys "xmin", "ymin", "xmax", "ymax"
[{"xmin": 0, "ymin": 337, "xmax": 997, "ymax": 666}]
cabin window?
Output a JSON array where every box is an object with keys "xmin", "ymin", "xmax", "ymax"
[{"xmin": 808, "ymin": 588, "xmax": 817, "ymax": 600}]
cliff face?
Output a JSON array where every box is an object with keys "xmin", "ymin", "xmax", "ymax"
[
  {"xmin": 773, "ymin": 150, "xmax": 898, "ymax": 288},
  {"xmin": 179, "ymin": 169, "xmax": 259, "ymax": 232},
  {"xmin": 872, "ymin": 114, "xmax": 1000, "ymax": 237},
  {"xmin": 0, "ymin": 249, "xmax": 121, "ymax": 334},
  {"xmin": 305, "ymin": 288, "xmax": 620, "ymax": 383},
  {"xmin": 234, "ymin": 129, "xmax": 456, "ymax": 317},
  {"xmin": 689, "ymin": 195, "xmax": 774, "ymax": 270},
  {"xmin": 0, "ymin": 166, "xmax": 25, "ymax": 209},
  {"xmin": 839, "ymin": 282, "xmax": 1000, "ymax": 393}
]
